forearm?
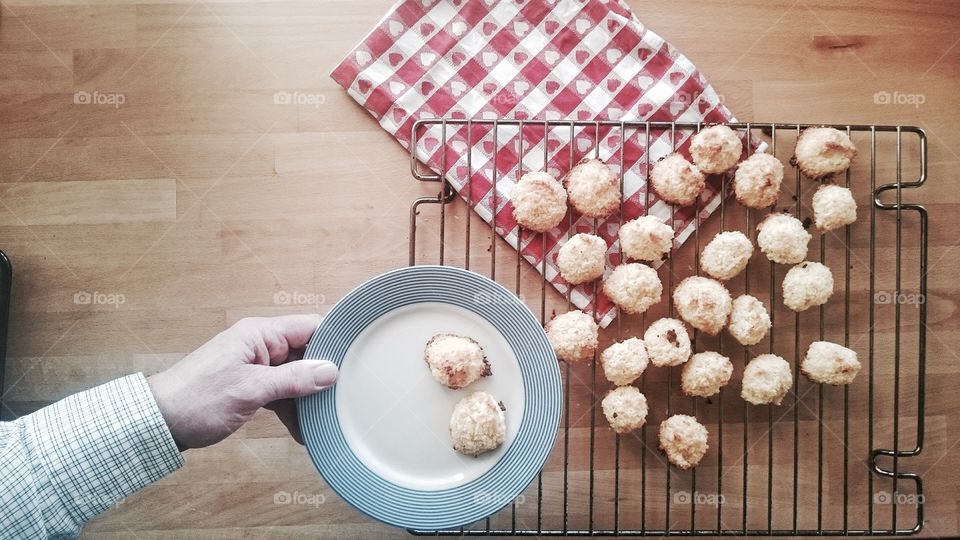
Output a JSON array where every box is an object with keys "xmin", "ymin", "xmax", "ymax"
[{"xmin": 0, "ymin": 374, "xmax": 183, "ymax": 538}]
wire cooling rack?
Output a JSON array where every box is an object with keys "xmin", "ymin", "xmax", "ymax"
[{"xmin": 406, "ymin": 120, "xmax": 927, "ymax": 536}]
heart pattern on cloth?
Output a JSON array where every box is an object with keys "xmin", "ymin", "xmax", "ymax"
[{"xmin": 450, "ymin": 80, "xmax": 467, "ymax": 96}]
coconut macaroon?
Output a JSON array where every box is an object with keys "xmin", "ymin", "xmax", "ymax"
[
  {"xmin": 801, "ymin": 341, "xmax": 861, "ymax": 385},
  {"xmin": 424, "ymin": 334, "xmax": 491, "ymax": 390},
  {"xmin": 659, "ymin": 414, "xmax": 709, "ymax": 469},
  {"xmin": 728, "ymin": 294, "xmax": 771, "ymax": 346},
  {"xmin": 681, "ymin": 351, "xmax": 734, "ymax": 398},
  {"xmin": 650, "ymin": 153, "xmax": 706, "ymax": 206},
  {"xmin": 619, "ymin": 215, "xmax": 674, "ymax": 262},
  {"xmin": 449, "ymin": 391, "xmax": 506, "ymax": 456},
  {"xmin": 734, "ymin": 152, "xmax": 784, "ymax": 209},
  {"xmin": 812, "ymin": 184, "xmax": 857, "ymax": 232},
  {"xmin": 511, "ymin": 171, "xmax": 568, "ymax": 232},
  {"xmin": 673, "ymin": 276, "xmax": 733, "ymax": 336},
  {"xmin": 794, "ymin": 127, "xmax": 857, "ymax": 178},
  {"xmin": 782, "ymin": 261, "xmax": 834, "ymax": 312},
  {"xmin": 545, "ymin": 310, "xmax": 599, "ymax": 363},
  {"xmin": 690, "ymin": 125, "xmax": 743, "ymax": 174},
  {"xmin": 700, "ymin": 231, "xmax": 754, "ymax": 281},
  {"xmin": 601, "ymin": 386, "xmax": 649, "ymax": 434},
  {"xmin": 643, "ymin": 317, "xmax": 692, "ymax": 367},
  {"xmin": 741, "ymin": 354, "xmax": 793, "ymax": 406},
  {"xmin": 600, "ymin": 337, "xmax": 649, "ymax": 386},
  {"xmin": 557, "ymin": 233, "xmax": 607, "ymax": 285},
  {"xmin": 563, "ymin": 158, "xmax": 621, "ymax": 218},
  {"xmin": 602, "ymin": 263, "xmax": 663, "ymax": 315},
  {"xmin": 756, "ymin": 213, "xmax": 811, "ymax": 265}
]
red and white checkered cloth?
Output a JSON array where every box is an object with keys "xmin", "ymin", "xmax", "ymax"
[{"xmin": 332, "ymin": 0, "xmax": 752, "ymax": 327}]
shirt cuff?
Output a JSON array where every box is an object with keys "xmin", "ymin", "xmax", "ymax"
[{"xmin": 26, "ymin": 373, "xmax": 184, "ymax": 525}]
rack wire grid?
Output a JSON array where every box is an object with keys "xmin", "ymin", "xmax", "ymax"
[{"xmin": 406, "ymin": 120, "xmax": 927, "ymax": 536}]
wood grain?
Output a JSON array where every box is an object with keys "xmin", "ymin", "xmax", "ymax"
[{"xmin": 0, "ymin": 0, "xmax": 957, "ymax": 538}]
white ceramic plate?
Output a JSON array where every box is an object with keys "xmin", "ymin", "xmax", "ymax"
[{"xmin": 297, "ymin": 265, "xmax": 562, "ymax": 530}]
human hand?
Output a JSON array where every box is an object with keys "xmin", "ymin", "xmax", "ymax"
[{"xmin": 147, "ymin": 314, "xmax": 337, "ymax": 450}]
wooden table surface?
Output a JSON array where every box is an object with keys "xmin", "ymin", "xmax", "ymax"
[{"xmin": 0, "ymin": 0, "xmax": 957, "ymax": 538}]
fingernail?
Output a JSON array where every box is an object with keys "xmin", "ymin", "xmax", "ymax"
[{"xmin": 313, "ymin": 362, "xmax": 338, "ymax": 388}]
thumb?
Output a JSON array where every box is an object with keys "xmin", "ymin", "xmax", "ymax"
[{"xmin": 256, "ymin": 360, "xmax": 339, "ymax": 404}]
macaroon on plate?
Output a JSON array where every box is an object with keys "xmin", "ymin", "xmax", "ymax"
[{"xmin": 297, "ymin": 265, "xmax": 562, "ymax": 530}]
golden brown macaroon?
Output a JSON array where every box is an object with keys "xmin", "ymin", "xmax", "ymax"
[
  {"xmin": 545, "ymin": 310, "xmax": 599, "ymax": 363},
  {"xmin": 812, "ymin": 184, "xmax": 857, "ymax": 232},
  {"xmin": 700, "ymin": 231, "xmax": 753, "ymax": 281},
  {"xmin": 511, "ymin": 171, "xmax": 568, "ymax": 232},
  {"xmin": 741, "ymin": 354, "xmax": 793, "ymax": 406},
  {"xmin": 650, "ymin": 153, "xmax": 706, "ymax": 206},
  {"xmin": 602, "ymin": 386, "xmax": 649, "ymax": 434},
  {"xmin": 556, "ymin": 233, "xmax": 607, "ymax": 285},
  {"xmin": 449, "ymin": 391, "xmax": 506, "ymax": 456},
  {"xmin": 793, "ymin": 127, "xmax": 857, "ymax": 178},
  {"xmin": 618, "ymin": 215, "xmax": 674, "ymax": 262},
  {"xmin": 672, "ymin": 276, "xmax": 733, "ymax": 335},
  {"xmin": 659, "ymin": 414, "xmax": 709, "ymax": 469},
  {"xmin": 801, "ymin": 341, "xmax": 861, "ymax": 385},
  {"xmin": 782, "ymin": 261, "xmax": 834, "ymax": 312},
  {"xmin": 602, "ymin": 263, "xmax": 663, "ymax": 315},
  {"xmin": 756, "ymin": 213, "xmax": 811, "ymax": 265},
  {"xmin": 690, "ymin": 125, "xmax": 743, "ymax": 174},
  {"xmin": 424, "ymin": 334, "xmax": 491, "ymax": 389},
  {"xmin": 681, "ymin": 351, "xmax": 733, "ymax": 398},
  {"xmin": 734, "ymin": 152, "xmax": 784, "ymax": 209},
  {"xmin": 643, "ymin": 317, "xmax": 692, "ymax": 367},
  {"xmin": 563, "ymin": 159, "xmax": 621, "ymax": 218},
  {"xmin": 600, "ymin": 338, "xmax": 649, "ymax": 386},
  {"xmin": 728, "ymin": 294, "xmax": 771, "ymax": 346}
]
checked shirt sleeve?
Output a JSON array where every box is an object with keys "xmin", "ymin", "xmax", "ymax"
[{"xmin": 0, "ymin": 373, "xmax": 184, "ymax": 538}]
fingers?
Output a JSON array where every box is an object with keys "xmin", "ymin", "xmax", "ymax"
[
  {"xmin": 232, "ymin": 314, "xmax": 322, "ymax": 366},
  {"xmin": 254, "ymin": 359, "xmax": 338, "ymax": 404},
  {"xmin": 264, "ymin": 399, "xmax": 303, "ymax": 445},
  {"xmin": 268, "ymin": 314, "xmax": 322, "ymax": 351}
]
